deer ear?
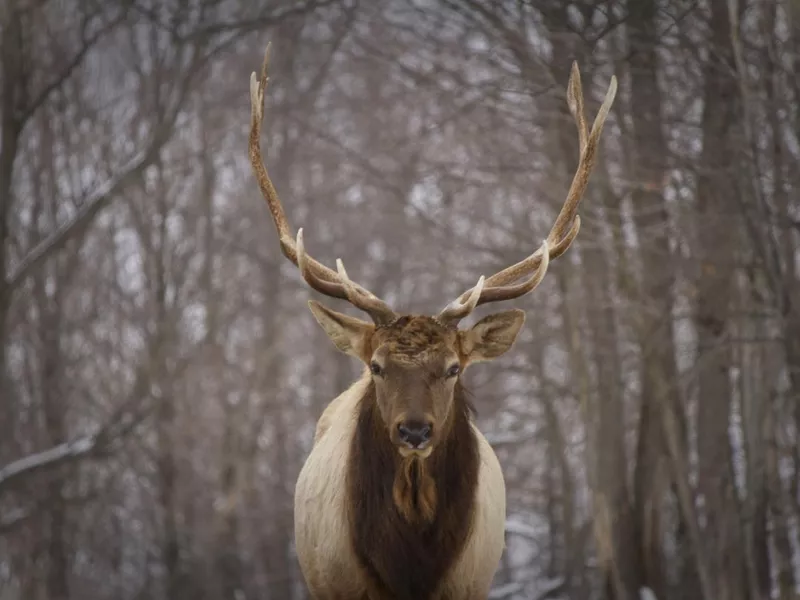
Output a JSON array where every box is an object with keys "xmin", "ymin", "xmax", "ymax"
[
  {"xmin": 308, "ymin": 300, "xmax": 373, "ymax": 360},
  {"xmin": 459, "ymin": 309, "xmax": 525, "ymax": 365}
]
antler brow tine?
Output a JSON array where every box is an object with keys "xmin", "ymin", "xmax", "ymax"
[{"xmin": 439, "ymin": 276, "xmax": 486, "ymax": 324}]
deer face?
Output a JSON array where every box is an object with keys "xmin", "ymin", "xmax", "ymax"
[
  {"xmin": 308, "ymin": 303, "xmax": 525, "ymax": 458},
  {"xmin": 368, "ymin": 317, "xmax": 460, "ymax": 457}
]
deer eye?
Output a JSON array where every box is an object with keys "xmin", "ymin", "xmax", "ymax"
[
  {"xmin": 370, "ymin": 361, "xmax": 383, "ymax": 376},
  {"xmin": 445, "ymin": 364, "xmax": 460, "ymax": 378}
]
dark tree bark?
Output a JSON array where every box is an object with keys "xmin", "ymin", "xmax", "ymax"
[
  {"xmin": 625, "ymin": 1, "xmax": 693, "ymax": 598},
  {"xmin": 694, "ymin": 1, "xmax": 750, "ymax": 599},
  {"xmin": 540, "ymin": 5, "xmax": 639, "ymax": 597}
]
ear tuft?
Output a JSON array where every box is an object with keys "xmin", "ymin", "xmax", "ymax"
[
  {"xmin": 307, "ymin": 300, "xmax": 373, "ymax": 360},
  {"xmin": 460, "ymin": 309, "xmax": 526, "ymax": 365}
]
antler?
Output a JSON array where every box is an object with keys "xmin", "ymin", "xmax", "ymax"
[
  {"xmin": 438, "ymin": 63, "xmax": 617, "ymax": 326},
  {"xmin": 249, "ymin": 43, "xmax": 397, "ymax": 325}
]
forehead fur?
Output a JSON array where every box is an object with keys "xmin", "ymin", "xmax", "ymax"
[{"xmin": 373, "ymin": 316, "xmax": 458, "ymax": 363}]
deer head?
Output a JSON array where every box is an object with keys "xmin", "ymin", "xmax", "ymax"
[{"xmin": 249, "ymin": 43, "xmax": 617, "ymax": 459}]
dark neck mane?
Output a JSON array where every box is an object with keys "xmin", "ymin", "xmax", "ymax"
[{"xmin": 346, "ymin": 381, "xmax": 481, "ymax": 600}]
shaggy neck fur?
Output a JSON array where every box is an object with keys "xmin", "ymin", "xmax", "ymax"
[{"xmin": 346, "ymin": 380, "xmax": 480, "ymax": 600}]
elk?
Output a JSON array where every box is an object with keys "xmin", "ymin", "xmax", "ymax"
[{"xmin": 248, "ymin": 43, "xmax": 616, "ymax": 600}]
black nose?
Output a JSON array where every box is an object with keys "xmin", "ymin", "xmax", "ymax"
[{"xmin": 397, "ymin": 420, "xmax": 432, "ymax": 448}]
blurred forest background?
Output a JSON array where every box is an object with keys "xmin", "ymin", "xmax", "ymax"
[{"xmin": 1, "ymin": 0, "xmax": 799, "ymax": 599}]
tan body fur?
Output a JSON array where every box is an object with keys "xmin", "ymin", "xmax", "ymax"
[{"xmin": 295, "ymin": 374, "xmax": 507, "ymax": 599}]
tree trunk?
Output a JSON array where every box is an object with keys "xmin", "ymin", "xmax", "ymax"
[
  {"xmin": 0, "ymin": 1, "xmax": 23, "ymax": 426},
  {"xmin": 539, "ymin": 7, "xmax": 639, "ymax": 593},
  {"xmin": 694, "ymin": 1, "xmax": 750, "ymax": 598},
  {"xmin": 625, "ymin": 1, "xmax": 690, "ymax": 597}
]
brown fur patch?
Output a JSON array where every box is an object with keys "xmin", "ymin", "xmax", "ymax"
[
  {"xmin": 346, "ymin": 381, "xmax": 480, "ymax": 600},
  {"xmin": 393, "ymin": 457, "xmax": 437, "ymax": 523},
  {"xmin": 372, "ymin": 316, "xmax": 458, "ymax": 365}
]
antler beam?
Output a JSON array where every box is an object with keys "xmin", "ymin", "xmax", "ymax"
[
  {"xmin": 249, "ymin": 42, "xmax": 615, "ymax": 329},
  {"xmin": 248, "ymin": 43, "xmax": 397, "ymax": 326},
  {"xmin": 438, "ymin": 63, "xmax": 617, "ymax": 326}
]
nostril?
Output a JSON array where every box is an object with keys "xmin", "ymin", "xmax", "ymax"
[
  {"xmin": 419, "ymin": 424, "xmax": 432, "ymax": 441},
  {"xmin": 397, "ymin": 423, "xmax": 411, "ymax": 440},
  {"xmin": 397, "ymin": 421, "xmax": 433, "ymax": 448}
]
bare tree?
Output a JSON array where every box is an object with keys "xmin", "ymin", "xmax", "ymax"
[{"xmin": 3, "ymin": 1, "xmax": 800, "ymax": 599}]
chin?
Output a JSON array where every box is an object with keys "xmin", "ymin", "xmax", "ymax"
[{"xmin": 398, "ymin": 446, "xmax": 433, "ymax": 459}]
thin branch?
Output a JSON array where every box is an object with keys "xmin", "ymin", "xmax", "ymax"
[
  {"xmin": 0, "ymin": 434, "xmax": 98, "ymax": 493},
  {"xmin": 6, "ymin": 148, "xmax": 151, "ymax": 289}
]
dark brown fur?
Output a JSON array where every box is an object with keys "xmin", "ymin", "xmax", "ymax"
[
  {"xmin": 346, "ymin": 381, "xmax": 480, "ymax": 600},
  {"xmin": 393, "ymin": 453, "xmax": 438, "ymax": 523},
  {"xmin": 372, "ymin": 315, "xmax": 458, "ymax": 363}
]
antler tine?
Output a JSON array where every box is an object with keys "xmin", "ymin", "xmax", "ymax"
[
  {"xmin": 474, "ymin": 240, "xmax": 550, "ymax": 305},
  {"xmin": 295, "ymin": 230, "xmax": 397, "ymax": 325},
  {"xmin": 295, "ymin": 229, "xmax": 348, "ymax": 300},
  {"xmin": 548, "ymin": 65, "xmax": 617, "ymax": 250},
  {"xmin": 483, "ymin": 216, "xmax": 580, "ymax": 290},
  {"xmin": 335, "ymin": 259, "xmax": 397, "ymax": 324},
  {"xmin": 249, "ymin": 43, "xmax": 395, "ymax": 323},
  {"xmin": 566, "ymin": 61, "xmax": 588, "ymax": 155},
  {"xmin": 438, "ymin": 276, "xmax": 485, "ymax": 324},
  {"xmin": 440, "ymin": 64, "xmax": 617, "ymax": 321},
  {"xmin": 446, "ymin": 202, "xmax": 580, "ymax": 312},
  {"xmin": 438, "ymin": 241, "xmax": 551, "ymax": 325}
]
